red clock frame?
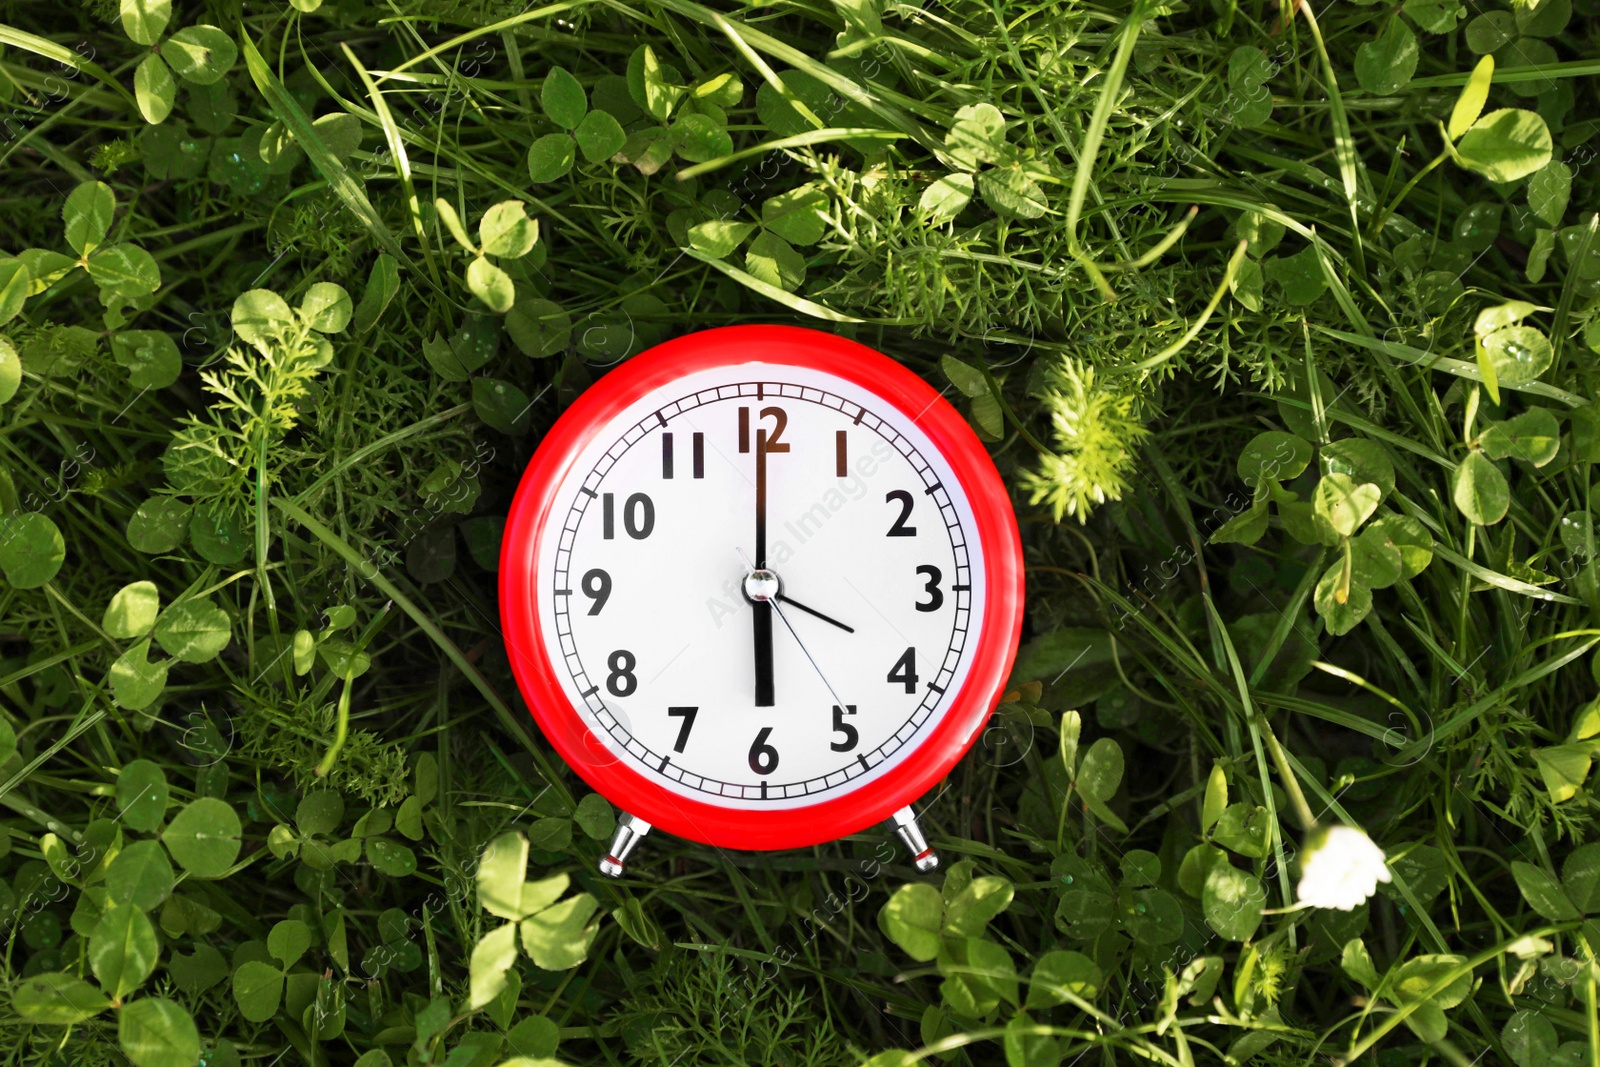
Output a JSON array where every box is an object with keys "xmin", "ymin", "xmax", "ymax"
[{"xmin": 499, "ymin": 324, "xmax": 1024, "ymax": 851}]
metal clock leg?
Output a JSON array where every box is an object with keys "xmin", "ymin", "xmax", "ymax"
[
  {"xmin": 889, "ymin": 806, "xmax": 939, "ymax": 872},
  {"xmin": 598, "ymin": 813, "xmax": 652, "ymax": 878}
]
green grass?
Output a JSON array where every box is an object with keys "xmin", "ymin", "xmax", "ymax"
[{"xmin": 0, "ymin": 0, "xmax": 1596, "ymax": 1064}]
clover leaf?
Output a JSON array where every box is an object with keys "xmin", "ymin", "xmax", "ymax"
[{"xmin": 119, "ymin": 1, "xmax": 237, "ymax": 124}]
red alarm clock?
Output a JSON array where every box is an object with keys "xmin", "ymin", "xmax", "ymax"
[{"xmin": 500, "ymin": 325, "xmax": 1023, "ymax": 874}]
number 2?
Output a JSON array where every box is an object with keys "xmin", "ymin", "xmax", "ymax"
[{"xmin": 886, "ymin": 490, "xmax": 916, "ymax": 536}]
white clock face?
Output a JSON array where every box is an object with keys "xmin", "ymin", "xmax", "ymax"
[{"xmin": 533, "ymin": 363, "xmax": 987, "ymax": 810}]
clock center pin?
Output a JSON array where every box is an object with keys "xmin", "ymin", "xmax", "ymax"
[{"xmin": 742, "ymin": 568, "xmax": 782, "ymax": 603}]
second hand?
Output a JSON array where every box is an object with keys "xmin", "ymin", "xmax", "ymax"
[
  {"xmin": 770, "ymin": 598, "xmax": 849, "ymax": 710},
  {"xmin": 735, "ymin": 548, "xmax": 849, "ymax": 708}
]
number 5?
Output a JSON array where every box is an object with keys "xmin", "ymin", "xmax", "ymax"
[{"xmin": 830, "ymin": 704, "xmax": 858, "ymax": 752}]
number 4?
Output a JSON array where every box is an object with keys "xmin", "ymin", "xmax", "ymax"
[{"xmin": 887, "ymin": 648, "xmax": 917, "ymax": 693}]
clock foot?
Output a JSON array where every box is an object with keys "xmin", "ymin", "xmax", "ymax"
[
  {"xmin": 889, "ymin": 806, "xmax": 939, "ymax": 873},
  {"xmin": 598, "ymin": 813, "xmax": 652, "ymax": 878}
]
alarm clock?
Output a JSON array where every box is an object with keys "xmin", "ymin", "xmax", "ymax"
[{"xmin": 499, "ymin": 325, "xmax": 1023, "ymax": 875}]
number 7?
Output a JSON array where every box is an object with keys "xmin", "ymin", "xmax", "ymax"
[{"xmin": 668, "ymin": 706, "xmax": 698, "ymax": 753}]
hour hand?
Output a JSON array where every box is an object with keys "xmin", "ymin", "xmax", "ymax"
[
  {"xmin": 752, "ymin": 600, "xmax": 774, "ymax": 707},
  {"xmin": 775, "ymin": 594, "xmax": 854, "ymax": 634},
  {"xmin": 742, "ymin": 554, "xmax": 778, "ymax": 708}
]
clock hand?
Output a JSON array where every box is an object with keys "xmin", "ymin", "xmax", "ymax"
[
  {"xmin": 752, "ymin": 429, "xmax": 774, "ymax": 707},
  {"xmin": 769, "ymin": 597, "xmax": 849, "ymax": 711},
  {"xmin": 755, "ymin": 428, "xmax": 768, "ymax": 569},
  {"xmin": 753, "ymin": 600, "xmax": 774, "ymax": 707},
  {"xmin": 733, "ymin": 549, "xmax": 854, "ymax": 634},
  {"xmin": 774, "ymin": 594, "xmax": 854, "ymax": 634}
]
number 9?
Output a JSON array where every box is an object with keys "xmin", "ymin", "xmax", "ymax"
[{"xmin": 582, "ymin": 568, "xmax": 611, "ymax": 615}]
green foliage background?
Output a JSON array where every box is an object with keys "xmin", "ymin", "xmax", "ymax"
[{"xmin": 0, "ymin": 0, "xmax": 1598, "ymax": 1063}]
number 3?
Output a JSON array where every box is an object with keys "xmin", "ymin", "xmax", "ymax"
[{"xmin": 916, "ymin": 565, "xmax": 943, "ymax": 612}]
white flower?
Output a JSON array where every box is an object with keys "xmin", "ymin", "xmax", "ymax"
[{"xmin": 1296, "ymin": 825, "xmax": 1391, "ymax": 911}]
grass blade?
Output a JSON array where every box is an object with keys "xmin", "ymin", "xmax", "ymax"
[{"xmin": 238, "ymin": 27, "xmax": 418, "ymax": 276}]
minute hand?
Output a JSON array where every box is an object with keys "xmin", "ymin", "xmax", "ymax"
[{"xmin": 753, "ymin": 428, "xmax": 774, "ymax": 707}]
